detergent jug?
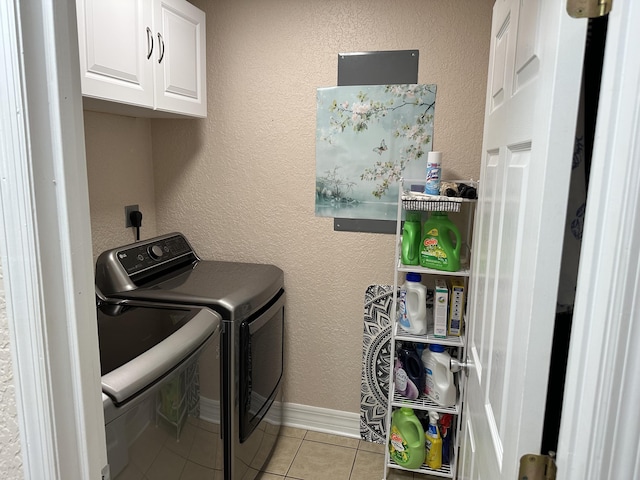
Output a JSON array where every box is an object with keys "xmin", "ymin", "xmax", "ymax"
[
  {"xmin": 419, "ymin": 212, "xmax": 461, "ymax": 272},
  {"xmin": 389, "ymin": 407, "xmax": 425, "ymax": 469},
  {"xmin": 397, "ymin": 343, "xmax": 425, "ymax": 396},
  {"xmin": 398, "ymin": 273, "xmax": 428, "ymax": 335},
  {"xmin": 401, "ymin": 211, "xmax": 422, "ymax": 265}
]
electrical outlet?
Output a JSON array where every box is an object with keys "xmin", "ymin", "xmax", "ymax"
[{"xmin": 124, "ymin": 204, "xmax": 139, "ymax": 228}]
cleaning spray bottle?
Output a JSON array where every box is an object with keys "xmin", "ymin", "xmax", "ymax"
[{"xmin": 425, "ymin": 411, "xmax": 443, "ymax": 470}]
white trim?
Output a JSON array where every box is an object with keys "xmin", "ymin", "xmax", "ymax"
[
  {"xmin": 0, "ymin": 0, "xmax": 106, "ymax": 478},
  {"xmin": 281, "ymin": 402, "xmax": 361, "ymax": 439},
  {"xmin": 199, "ymin": 397, "xmax": 361, "ymax": 440},
  {"xmin": 557, "ymin": 0, "xmax": 640, "ymax": 478},
  {"xmin": 0, "ymin": 3, "xmax": 56, "ymax": 476}
]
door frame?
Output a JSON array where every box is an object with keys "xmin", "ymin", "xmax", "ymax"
[
  {"xmin": 0, "ymin": 0, "xmax": 106, "ymax": 478},
  {"xmin": 557, "ymin": 0, "xmax": 640, "ymax": 478}
]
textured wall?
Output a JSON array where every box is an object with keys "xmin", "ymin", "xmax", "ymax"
[
  {"xmin": 0, "ymin": 260, "xmax": 24, "ymax": 478},
  {"xmin": 84, "ymin": 111, "xmax": 158, "ymax": 263},
  {"xmin": 149, "ymin": 0, "xmax": 493, "ymax": 413}
]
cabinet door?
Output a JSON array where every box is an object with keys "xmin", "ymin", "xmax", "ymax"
[
  {"xmin": 77, "ymin": 0, "xmax": 154, "ymax": 108},
  {"xmin": 153, "ymin": 0, "xmax": 206, "ymax": 117}
]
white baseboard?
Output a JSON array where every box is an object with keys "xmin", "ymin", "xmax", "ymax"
[
  {"xmin": 281, "ymin": 402, "xmax": 360, "ymax": 439},
  {"xmin": 199, "ymin": 396, "xmax": 220, "ymax": 425},
  {"xmin": 199, "ymin": 397, "xmax": 360, "ymax": 439}
]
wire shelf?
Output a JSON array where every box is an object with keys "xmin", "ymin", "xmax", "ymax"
[
  {"xmin": 391, "ymin": 382, "xmax": 460, "ymax": 415},
  {"xmin": 401, "ymin": 178, "xmax": 478, "ymax": 213},
  {"xmin": 401, "ymin": 193, "xmax": 464, "ymax": 213},
  {"xmin": 388, "ymin": 459, "xmax": 454, "ymax": 478}
]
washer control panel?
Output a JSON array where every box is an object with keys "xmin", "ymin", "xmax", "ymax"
[{"xmin": 116, "ymin": 234, "xmax": 193, "ymax": 276}]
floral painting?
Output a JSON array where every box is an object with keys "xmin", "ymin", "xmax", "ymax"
[{"xmin": 316, "ymin": 84, "xmax": 436, "ymax": 220}]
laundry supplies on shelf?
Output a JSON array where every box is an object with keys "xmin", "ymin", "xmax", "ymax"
[
  {"xmin": 448, "ymin": 278, "xmax": 465, "ymax": 336},
  {"xmin": 389, "ymin": 407, "xmax": 426, "ymax": 470},
  {"xmin": 420, "ymin": 212, "xmax": 461, "ymax": 272},
  {"xmin": 425, "ymin": 411, "xmax": 443, "ymax": 470},
  {"xmin": 423, "ymin": 344, "xmax": 456, "ymax": 407},
  {"xmin": 401, "ymin": 211, "xmax": 422, "ymax": 266},
  {"xmin": 433, "ymin": 279, "xmax": 449, "ymax": 338},
  {"xmin": 397, "ymin": 343, "xmax": 426, "ymax": 397},
  {"xmin": 424, "ymin": 151, "xmax": 442, "ymax": 195},
  {"xmin": 398, "ymin": 273, "xmax": 428, "ymax": 335},
  {"xmin": 384, "ymin": 178, "xmax": 477, "ymax": 480}
]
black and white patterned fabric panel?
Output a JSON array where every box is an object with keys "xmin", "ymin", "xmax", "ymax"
[{"xmin": 360, "ymin": 284, "xmax": 394, "ymax": 444}]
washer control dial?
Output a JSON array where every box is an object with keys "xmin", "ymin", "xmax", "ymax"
[{"xmin": 148, "ymin": 245, "xmax": 164, "ymax": 260}]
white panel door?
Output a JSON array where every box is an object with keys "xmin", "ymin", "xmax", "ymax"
[
  {"xmin": 153, "ymin": 0, "xmax": 206, "ymax": 117},
  {"xmin": 77, "ymin": 0, "xmax": 154, "ymax": 108},
  {"xmin": 459, "ymin": 2, "xmax": 586, "ymax": 479}
]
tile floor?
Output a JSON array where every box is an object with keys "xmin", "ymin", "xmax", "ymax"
[
  {"xmin": 256, "ymin": 426, "xmax": 429, "ymax": 480},
  {"xmin": 116, "ymin": 416, "xmax": 432, "ymax": 480}
]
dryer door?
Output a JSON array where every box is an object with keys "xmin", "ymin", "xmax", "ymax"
[{"xmin": 239, "ymin": 290, "xmax": 285, "ymax": 442}]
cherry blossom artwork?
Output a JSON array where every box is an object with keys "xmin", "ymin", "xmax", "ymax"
[{"xmin": 316, "ymin": 84, "xmax": 436, "ymax": 220}]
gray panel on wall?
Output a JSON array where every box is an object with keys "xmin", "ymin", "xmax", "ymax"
[
  {"xmin": 338, "ymin": 50, "xmax": 419, "ymax": 87},
  {"xmin": 334, "ymin": 50, "xmax": 419, "ymax": 234}
]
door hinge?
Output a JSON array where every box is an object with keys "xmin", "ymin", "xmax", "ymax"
[
  {"xmin": 567, "ymin": 0, "xmax": 613, "ymax": 18},
  {"xmin": 518, "ymin": 453, "xmax": 556, "ymax": 480}
]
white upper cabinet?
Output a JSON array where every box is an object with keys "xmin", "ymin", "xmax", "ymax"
[
  {"xmin": 77, "ymin": 0, "xmax": 154, "ymax": 109},
  {"xmin": 76, "ymin": 0, "xmax": 206, "ymax": 118},
  {"xmin": 153, "ymin": 0, "xmax": 206, "ymax": 117}
]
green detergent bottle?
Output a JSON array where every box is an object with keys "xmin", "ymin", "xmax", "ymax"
[
  {"xmin": 401, "ymin": 211, "xmax": 422, "ymax": 266},
  {"xmin": 419, "ymin": 212, "xmax": 461, "ymax": 272},
  {"xmin": 388, "ymin": 407, "xmax": 426, "ymax": 469}
]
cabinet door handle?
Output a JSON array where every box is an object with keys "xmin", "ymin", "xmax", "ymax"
[
  {"xmin": 157, "ymin": 32, "xmax": 165, "ymax": 63},
  {"xmin": 146, "ymin": 27, "xmax": 153, "ymax": 59}
]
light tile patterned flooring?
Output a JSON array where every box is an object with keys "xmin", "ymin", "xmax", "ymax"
[
  {"xmin": 257, "ymin": 426, "xmax": 426, "ymax": 480},
  {"xmin": 118, "ymin": 417, "xmax": 430, "ymax": 480}
]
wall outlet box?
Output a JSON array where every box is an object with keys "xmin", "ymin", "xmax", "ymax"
[
  {"xmin": 448, "ymin": 278, "xmax": 465, "ymax": 336},
  {"xmin": 433, "ymin": 278, "xmax": 449, "ymax": 338},
  {"xmin": 124, "ymin": 204, "xmax": 139, "ymax": 228}
]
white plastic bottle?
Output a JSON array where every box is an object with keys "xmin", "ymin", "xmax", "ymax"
[
  {"xmin": 398, "ymin": 273, "xmax": 427, "ymax": 335},
  {"xmin": 422, "ymin": 344, "xmax": 456, "ymax": 406}
]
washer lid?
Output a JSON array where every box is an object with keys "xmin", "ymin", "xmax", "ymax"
[
  {"xmin": 98, "ymin": 303, "xmax": 220, "ymax": 404},
  {"xmin": 95, "ymin": 233, "xmax": 285, "ymax": 320},
  {"xmin": 111, "ymin": 260, "xmax": 284, "ymax": 320}
]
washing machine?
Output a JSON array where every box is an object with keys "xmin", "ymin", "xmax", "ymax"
[
  {"xmin": 97, "ymin": 293, "xmax": 221, "ymax": 479},
  {"xmin": 96, "ymin": 233, "xmax": 285, "ymax": 480}
]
